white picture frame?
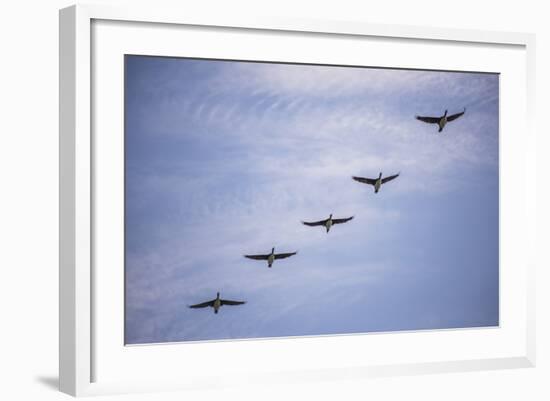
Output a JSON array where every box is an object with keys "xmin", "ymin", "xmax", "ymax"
[{"xmin": 59, "ymin": 4, "xmax": 536, "ymax": 397}]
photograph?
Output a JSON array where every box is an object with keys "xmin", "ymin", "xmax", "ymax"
[{"xmin": 124, "ymin": 55, "xmax": 499, "ymax": 345}]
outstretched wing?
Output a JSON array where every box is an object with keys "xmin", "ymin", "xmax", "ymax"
[
  {"xmin": 352, "ymin": 176, "xmax": 377, "ymax": 185},
  {"xmin": 381, "ymin": 173, "xmax": 400, "ymax": 184},
  {"xmin": 274, "ymin": 251, "xmax": 297, "ymax": 260},
  {"xmin": 446, "ymin": 108, "xmax": 466, "ymax": 122},
  {"xmin": 302, "ymin": 219, "xmax": 328, "ymax": 227},
  {"xmin": 244, "ymin": 254, "xmax": 270, "ymax": 260},
  {"xmin": 220, "ymin": 299, "xmax": 246, "ymax": 306},
  {"xmin": 415, "ymin": 115, "xmax": 440, "ymax": 124},
  {"xmin": 332, "ymin": 216, "xmax": 354, "ymax": 225},
  {"xmin": 189, "ymin": 299, "xmax": 215, "ymax": 309}
]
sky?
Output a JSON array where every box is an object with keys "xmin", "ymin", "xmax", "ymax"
[{"xmin": 124, "ymin": 55, "xmax": 499, "ymax": 344}]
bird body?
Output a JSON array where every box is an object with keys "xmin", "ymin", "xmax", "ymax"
[
  {"xmin": 267, "ymin": 251, "xmax": 275, "ymax": 267},
  {"xmin": 374, "ymin": 173, "xmax": 382, "ymax": 193},
  {"xmin": 213, "ymin": 297, "xmax": 221, "ymax": 313},
  {"xmin": 325, "ymin": 218, "xmax": 333, "ymax": 233},
  {"xmin": 438, "ymin": 111, "xmax": 448, "ymax": 131}
]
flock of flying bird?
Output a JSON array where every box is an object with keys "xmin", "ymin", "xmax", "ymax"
[{"xmin": 188, "ymin": 107, "xmax": 467, "ymax": 314}]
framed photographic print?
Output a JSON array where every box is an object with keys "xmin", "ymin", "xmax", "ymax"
[{"xmin": 59, "ymin": 4, "xmax": 536, "ymax": 397}]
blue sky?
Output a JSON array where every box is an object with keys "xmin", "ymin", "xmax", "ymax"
[{"xmin": 124, "ymin": 56, "xmax": 499, "ymax": 344}]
